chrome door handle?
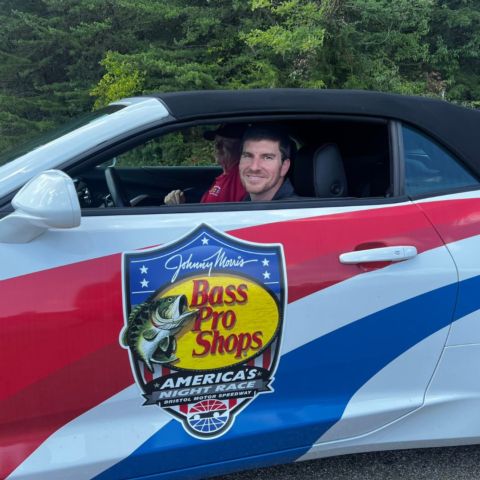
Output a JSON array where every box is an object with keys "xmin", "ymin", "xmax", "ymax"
[{"xmin": 339, "ymin": 246, "xmax": 418, "ymax": 264}]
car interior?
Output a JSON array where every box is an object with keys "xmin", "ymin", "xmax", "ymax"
[{"xmin": 68, "ymin": 117, "xmax": 392, "ymax": 209}]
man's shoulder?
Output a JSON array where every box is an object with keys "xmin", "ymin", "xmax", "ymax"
[{"xmin": 272, "ymin": 178, "xmax": 299, "ymax": 201}]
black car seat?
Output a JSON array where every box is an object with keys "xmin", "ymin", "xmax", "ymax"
[{"xmin": 292, "ymin": 143, "xmax": 348, "ymax": 197}]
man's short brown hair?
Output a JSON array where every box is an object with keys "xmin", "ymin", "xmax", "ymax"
[{"xmin": 242, "ymin": 125, "xmax": 293, "ymax": 161}]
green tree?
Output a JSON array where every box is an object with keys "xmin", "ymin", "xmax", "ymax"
[
  {"xmin": 428, "ymin": 0, "xmax": 480, "ymax": 104},
  {"xmin": 1, "ymin": 0, "xmax": 480, "ymax": 153},
  {"xmin": 90, "ymin": 51, "xmax": 145, "ymax": 108}
]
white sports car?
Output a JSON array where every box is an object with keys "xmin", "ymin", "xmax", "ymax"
[{"xmin": 1, "ymin": 89, "xmax": 480, "ymax": 480}]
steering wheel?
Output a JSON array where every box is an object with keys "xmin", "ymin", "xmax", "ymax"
[{"xmin": 105, "ymin": 167, "xmax": 130, "ymax": 207}]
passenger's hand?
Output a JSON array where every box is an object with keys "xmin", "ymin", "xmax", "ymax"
[{"xmin": 164, "ymin": 189, "xmax": 186, "ymax": 205}]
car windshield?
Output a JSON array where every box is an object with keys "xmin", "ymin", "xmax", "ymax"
[{"xmin": 0, "ymin": 105, "xmax": 125, "ymax": 167}]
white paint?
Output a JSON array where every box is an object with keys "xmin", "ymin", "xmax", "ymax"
[
  {"xmin": 447, "ymin": 309, "xmax": 480, "ymax": 346},
  {"xmin": 7, "ymin": 384, "xmax": 171, "ymax": 480},
  {"xmin": 442, "ymin": 233, "xmax": 480, "ymax": 282}
]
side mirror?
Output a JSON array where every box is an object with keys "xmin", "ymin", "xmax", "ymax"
[{"xmin": 0, "ymin": 170, "xmax": 81, "ymax": 243}]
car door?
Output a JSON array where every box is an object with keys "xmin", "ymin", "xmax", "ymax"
[
  {"xmin": 2, "ymin": 185, "xmax": 457, "ymax": 479},
  {"xmin": 402, "ymin": 124, "xmax": 480, "ymax": 348}
]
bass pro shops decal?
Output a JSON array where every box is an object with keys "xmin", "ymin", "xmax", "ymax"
[{"xmin": 120, "ymin": 224, "xmax": 286, "ymax": 439}]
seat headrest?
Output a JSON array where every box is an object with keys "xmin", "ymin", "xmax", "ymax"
[{"xmin": 293, "ymin": 143, "xmax": 348, "ymax": 197}]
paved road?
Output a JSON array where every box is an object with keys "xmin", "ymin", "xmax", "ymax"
[{"xmin": 213, "ymin": 445, "xmax": 480, "ymax": 479}]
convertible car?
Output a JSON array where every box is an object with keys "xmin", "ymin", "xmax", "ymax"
[{"xmin": 1, "ymin": 89, "xmax": 480, "ymax": 479}]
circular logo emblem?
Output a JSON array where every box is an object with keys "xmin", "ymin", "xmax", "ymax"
[{"xmin": 187, "ymin": 399, "xmax": 230, "ymax": 434}]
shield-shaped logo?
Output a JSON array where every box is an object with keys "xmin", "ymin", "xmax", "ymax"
[{"xmin": 120, "ymin": 224, "xmax": 286, "ymax": 439}]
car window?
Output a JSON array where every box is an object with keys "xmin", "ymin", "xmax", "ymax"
[
  {"xmin": 0, "ymin": 105, "xmax": 125, "ymax": 168},
  {"xmin": 402, "ymin": 125, "xmax": 478, "ymax": 196},
  {"xmin": 72, "ymin": 119, "xmax": 392, "ymax": 210}
]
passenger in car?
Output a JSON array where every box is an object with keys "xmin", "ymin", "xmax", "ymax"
[
  {"xmin": 240, "ymin": 125, "xmax": 298, "ymax": 201},
  {"xmin": 164, "ymin": 123, "xmax": 247, "ymax": 205}
]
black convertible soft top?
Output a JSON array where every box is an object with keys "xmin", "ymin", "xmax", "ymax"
[{"xmin": 151, "ymin": 89, "xmax": 480, "ymax": 177}]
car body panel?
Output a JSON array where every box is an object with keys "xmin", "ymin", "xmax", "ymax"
[{"xmin": 2, "ymin": 199, "xmax": 458, "ymax": 479}]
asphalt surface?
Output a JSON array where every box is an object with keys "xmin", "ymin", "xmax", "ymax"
[{"xmin": 213, "ymin": 445, "xmax": 480, "ymax": 479}]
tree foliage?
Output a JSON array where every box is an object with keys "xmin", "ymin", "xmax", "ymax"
[{"xmin": 0, "ymin": 0, "xmax": 479, "ymax": 151}]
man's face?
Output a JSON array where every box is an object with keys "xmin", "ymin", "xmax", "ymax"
[
  {"xmin": 213, "ymin": 135, "xmax": 241, "ymax": 170},
  {"xmin": 239, "ymin": 139, "xmax": 290, "ymax": 201}
]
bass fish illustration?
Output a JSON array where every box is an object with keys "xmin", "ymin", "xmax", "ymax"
[{"xmin": 121, "ymin": 294, "xmax": 197, "ymax": 371}]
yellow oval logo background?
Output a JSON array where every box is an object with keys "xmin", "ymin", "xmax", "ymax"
[{"xmin": 159, "ymin": 274, "xmax": 280, "ymax": 370}]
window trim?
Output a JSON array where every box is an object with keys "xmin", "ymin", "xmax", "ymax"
[
  {"xmin": 77, "ymin": 194, "xmax": 412, "ymax": 218},
  {"xmin": 80, "ymin": 115, "xmax": 394, "ymax": 215},
  {"xmin": 389, "ymin": 121, "xmax": 405, "ymax": 197},
  {"xmin": 407, "ymin": 184, "xmax": 480, "ymax": 201}
]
